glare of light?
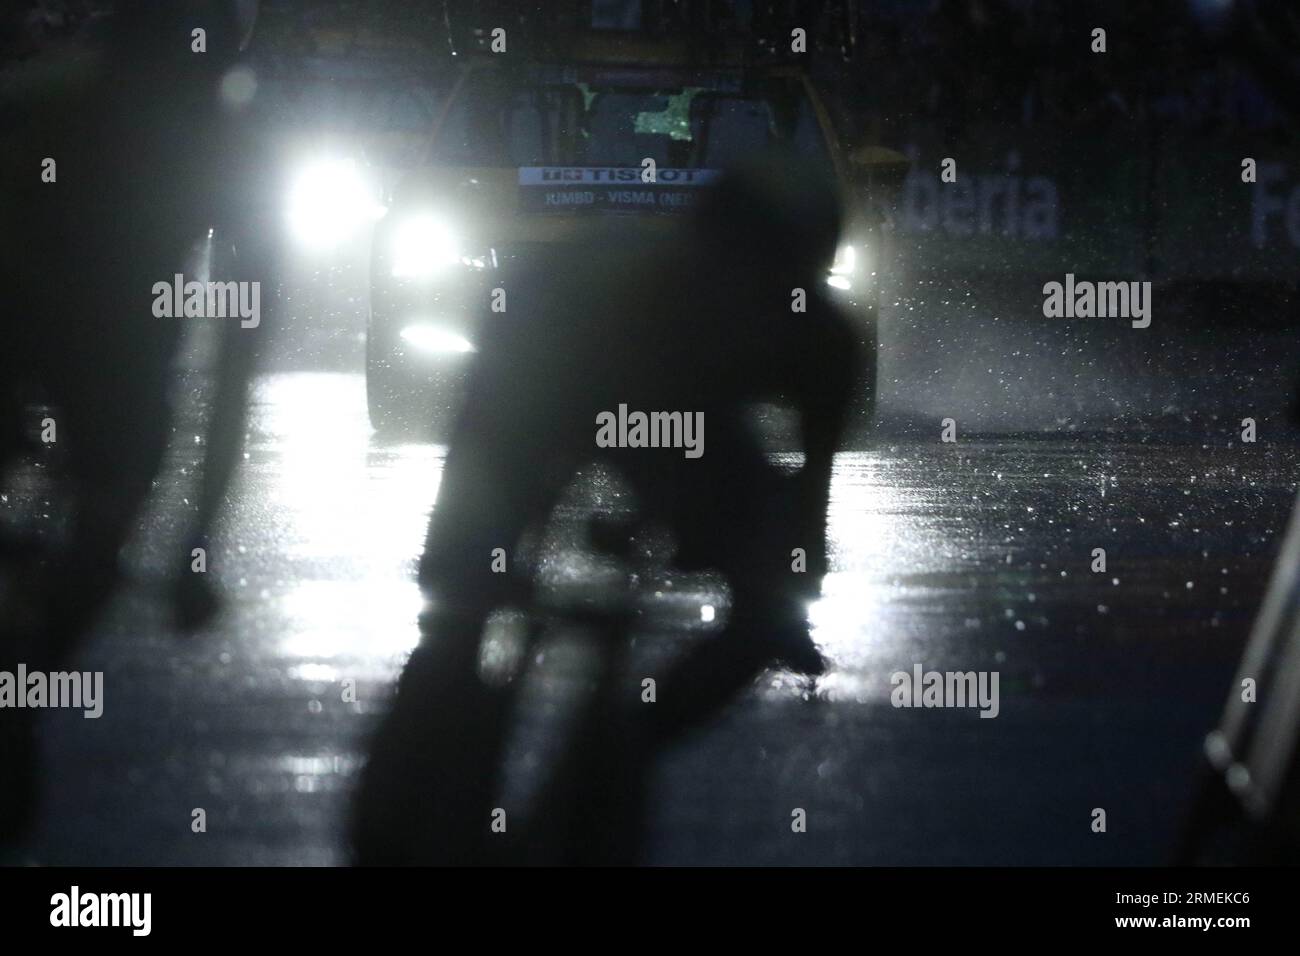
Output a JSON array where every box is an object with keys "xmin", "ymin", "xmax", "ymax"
[
  {"xmin": 831, "ymin": 243, "xmax": 856, "ymax": 275},
  {"xmin": 400, "ymin": 323, "xmax": 476, "ymax": 354},
  {"xmin": 827, "ymin": 275, "xmax": 852, "ymax": 290},
  {"xmin": 803, "ymin": 453, "xmax": 915, "ymax": 675},
  {"xmin": 248, "ymin": 370, "xmax": 444, "ymax": 577},
  {"xmin": 279, "ymin": 580, "xmax": 425, "ymax": 658},
  {"xmin": 286, "ymin": 158, "xmax": 384, "ymax": 250},
  {"xmin": 288, "ymin": 662, "xmax": 340, "ymax": 682},
  {"xmin": 390, "ymin": 214, "xmax": 461, "ymax": 278},
  {"xmin": 219, "ymin": 65, "xmax": 258, "ymax": 108},
  {"xmin": 700, "ymin": 603, "xmax": 716, "ymax": 623}
]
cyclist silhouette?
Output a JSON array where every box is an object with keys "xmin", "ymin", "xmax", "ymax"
[{"xmin": 352, "ymin": 152, "xmax": 864, "ymax": 864}]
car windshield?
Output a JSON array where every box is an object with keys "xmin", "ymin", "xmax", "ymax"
[{"xmin": 427, "ymin": 65, "xmax": 835, "ymax": 173}]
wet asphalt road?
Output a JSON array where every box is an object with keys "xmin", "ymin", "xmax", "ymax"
[{"xmin": 7, "ymin": 368, "xmax": 1299, "ymax": 866}]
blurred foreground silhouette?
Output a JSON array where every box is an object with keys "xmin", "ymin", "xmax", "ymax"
[
  {"xmin": 0, "ymin": 0, "xmax": 266, "ymax": 845},
  {"xmin": 352, "ymin": 153, "xmax": 863, "ymax": 865},
  {"xmin": 1176, "ymin": 490, "xmax": 1300, "ymax": 864}
]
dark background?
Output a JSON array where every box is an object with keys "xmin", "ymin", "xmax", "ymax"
[{"xmin": 8, "ymin": 0, "xmax": 1297, "ymax": 433}]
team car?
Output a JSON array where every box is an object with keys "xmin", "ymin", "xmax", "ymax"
[{"xmin": 363, "ymin": 4, "xmax": 902, "ymax": 435}]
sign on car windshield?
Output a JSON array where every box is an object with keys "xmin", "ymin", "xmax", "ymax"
[{"xmin": 517, "ymin": 166, "xmax": 720, "ymax": 214}]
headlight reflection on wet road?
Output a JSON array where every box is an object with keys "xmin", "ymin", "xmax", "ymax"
[
  {"xmin": 240, "ymin": 373, "xmax": 443, "ymax": 663},
  {"xmin": 239, "ymin": 373, "xmax": 956, "ymax": 680},
  {"xmin": 24, "ymin": 370, "xmax": 1291, "ymax": 864}
]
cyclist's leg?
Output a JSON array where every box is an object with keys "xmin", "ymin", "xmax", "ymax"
[
  {"xmin": 640, "ymin": 563, "xmax": 810, "ymax": 754},
  {"xmin": 353, "ymin": 407, "xmax": 578, "ymax": 864},
  {"xmin": 624, "ymin": 423, "xmax": 822, "ymax": 750}
]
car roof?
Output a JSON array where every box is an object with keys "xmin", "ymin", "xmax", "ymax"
[{"xmin": 455, "ymin": 36, "xmax": 804, "ymax": 78}]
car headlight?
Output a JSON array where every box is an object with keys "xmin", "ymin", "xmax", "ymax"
[
  {"xmin": 390, "ymin": 214, "xmax": 463, "ymax": 279},
  {"xmin": 827, "ymin": 242, "xmax": 864, "ymax": 290},
  {"xmin": 830, "ymin": 243, "xmax": 856, "ymax": 275},
  {"xmin": 286, "ymin": 158, "xmax": 384, "ymax": 249},
  {"xmin": 400, "ymin": 323, "xmax": 476, "ymax": 354}
]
